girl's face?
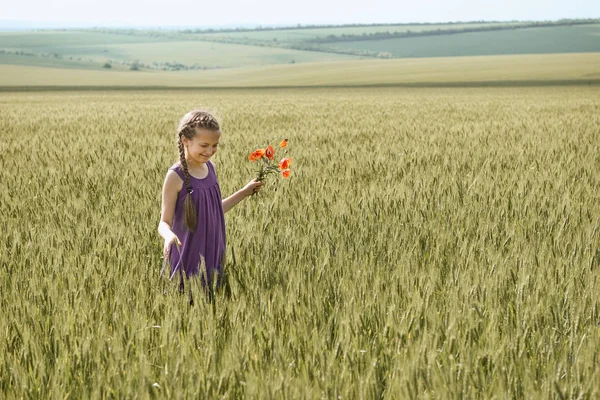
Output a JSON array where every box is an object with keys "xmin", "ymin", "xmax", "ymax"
[{"xmin": 183, "ymin": 128, "xmax": 221, "ymax": 165}]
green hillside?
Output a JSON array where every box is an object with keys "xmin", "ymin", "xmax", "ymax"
[
  {"xmin": 0, "ymin": 31, "xmax": 164, "ymax": 48},
  {"xmin": 325, "ymin": 25, "xmax": 600, "ymax": 58},
  {"xmin": 0, "ymin": 39, "xmax": 361, "ymax": 71},
  {"xmin": 0, "ymin": 30, "xmax": 363, "ymax": 71},
  {"xmin": 92, "ymin": 41, "xmax": 360, "ymax": 68},
  {"xmin": 175, "ymin": 20, "xmax": 600, "ymax": 59},
  {"xmin": 0, "ymin": 52, "xmax": 116, "ymax": 70}
]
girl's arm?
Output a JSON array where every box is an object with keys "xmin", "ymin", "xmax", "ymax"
[
  {"xmin": 158, "ymin": 170, "xmax": 183, "ymax": 256},
  {"xmin": 222, "ymin": 179, "xmax": 264, "ymax": 213}
]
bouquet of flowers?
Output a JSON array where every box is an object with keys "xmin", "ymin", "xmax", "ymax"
[{"xmin": 248, "ymin": 139, "xmax": 292, "ymax": 182}]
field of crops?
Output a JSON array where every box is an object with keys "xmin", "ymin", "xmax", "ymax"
[
  {"xmin": 1, "ymin": 52, "xmax": 599, "ymax": 88},
  {"xmin": 93, "ymin": 41, "xmax": 359, "ymax": 68},
  {"xmin": 1, "ymin": 86, "xmax": 599, "ymax": 398},
  {"xmin": 328, "ymin": 24, "xmax": 600, "ymax": 58},
  {"xmin": 0, "ymin": 29, "xmax": 363, "ymax": 71},
  {"xmin": 0, "ymin": 33, "xmax": 361, "ymax": 70}
]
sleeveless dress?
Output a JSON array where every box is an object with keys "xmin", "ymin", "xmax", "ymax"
[{"xmin": 168, "ymin": 161, "xmax": 226, "ymax": 289}]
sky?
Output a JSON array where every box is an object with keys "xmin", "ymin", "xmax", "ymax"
[{"xmin": 2, "ymin": 0, "xmax": 600, "ymax": 28}]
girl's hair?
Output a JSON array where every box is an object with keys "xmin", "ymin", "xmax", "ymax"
[{"xmin": 177, "ymin": 110, "xmax": 220, "ymax": 232}]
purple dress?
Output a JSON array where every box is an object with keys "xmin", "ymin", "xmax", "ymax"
[{"xmin": 168, "ymin": 161, "xmax": 226, "ymax": 288}]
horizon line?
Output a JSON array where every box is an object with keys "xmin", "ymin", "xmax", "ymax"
[{"xmin": 1, "ymin": 16, "xmax": 599, "ymax": 31}]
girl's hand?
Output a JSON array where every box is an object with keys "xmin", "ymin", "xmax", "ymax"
[
  {"xmin": 242, "ymin": 179, "xmax": 265, "ymax": 197},
  {"xmin": 163, "ymin": 233, "xmax": 182, "ymax": 259}
]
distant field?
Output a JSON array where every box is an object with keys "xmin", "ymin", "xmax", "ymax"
[
  {"xmin": 0, "ymin": 53, "xmax": 598, "ymax": 89},
  {"xmin": 93, "ymin": 41, "xmax": 361, "ymax": 68},
  {"xmin": 0, "ymin": 52, "xmax": 120, "ymax": 70},
  {"xmin": 0, "ymin": 30, "xmax": 362, "ymax": 69},
  {"xmin": 1, "ymin": 22, "xmax": 598, "ymax": 73},
  {"xmin": 326, "ymin": 25, "xmax": 600, "ymax": 58},
  {"xmin": 0, "ymin": 40, "xmax": 361, "ymax": 70},
  {"xmin": 0, "ymin": 31, "xmax": 163, "ymax": 48}
]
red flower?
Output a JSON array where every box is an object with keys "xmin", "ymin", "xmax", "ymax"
[
  {"xmin": 265, "ymin": 145, "xmax": 274, "ymax": 160},
  {"xmin": 278, "ymin": 158, "xmax": 291, "ymax": 170},
  {"xmin": 282, "ymin": 169, "xmax": 291, "ymax": 178},
  {"xmin": 279, "ymin": 139, "xmax": 288, "ymax": 148},
  {"xmin": 249, "ymin": 148, "xmax": 266, "ymax": 161}
]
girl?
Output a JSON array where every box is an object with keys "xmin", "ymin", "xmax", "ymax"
[{"xmin": 158, "ymin": 110, "xmax": 263, "ymax": 294}]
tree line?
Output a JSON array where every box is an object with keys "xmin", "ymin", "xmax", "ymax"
[
  {"xmin": 305, "ymin": 19, "xmax": 600, "ymax": 43},
  {"xmin": 177, "ymin": 19, "xmax": 598, "ymax": 35}
]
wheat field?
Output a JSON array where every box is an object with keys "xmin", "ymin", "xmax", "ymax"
[
  {"xmin": 1, "ymin": 52, "xmax": 599, "ymax": 88},
  {"xmin": 1, "ymin": 87, "xmax": 599, "ymax": 398}
]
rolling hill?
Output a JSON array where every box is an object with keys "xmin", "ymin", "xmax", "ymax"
[{"xmin": 0, "ymin": 20, "xmax": 598, "ymax": 88}]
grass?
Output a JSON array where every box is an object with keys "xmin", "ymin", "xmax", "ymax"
[{"xmin": 1, "ymin": 86, "xmax": 599, "ymax": 398}]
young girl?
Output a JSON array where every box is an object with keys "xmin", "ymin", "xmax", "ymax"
[{"xmin": 158, "ymin": 110, "xmax": 263, "ymax": 294}]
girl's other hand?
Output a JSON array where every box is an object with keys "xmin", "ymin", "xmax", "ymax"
[
  {"xmin": 243, "ymin": 179, "xmax": 265, "ymax": 197},
  {"xmin": 163, "ymin": 233, "xmax": 182, "ymax": 259}
]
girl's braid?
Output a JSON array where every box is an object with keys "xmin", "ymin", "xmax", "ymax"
[
  {"xmin": 188, "ymin": 112, "xmax": 220, "ymax": 131},
  {"xmin": 177, "ymin": 135, "xmax": 193, "ymax": 195}
]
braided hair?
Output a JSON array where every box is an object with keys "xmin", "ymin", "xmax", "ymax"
[{"xmin": 177, "ymin": 110, "xmax": 221, "ymax": 232}]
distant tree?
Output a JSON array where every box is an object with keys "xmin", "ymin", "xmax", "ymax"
[
  {"xmin": 102, "ymin": 62, "xmax": 112, "ymax": 69},
  {"xmin": 130, "ymin": 62, "xmax": 140, "ymax": 71}
]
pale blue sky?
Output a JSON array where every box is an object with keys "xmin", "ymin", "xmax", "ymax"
[{"xmin": 3, "ymin": 0, "xmax": 600, "ymax": 27}]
